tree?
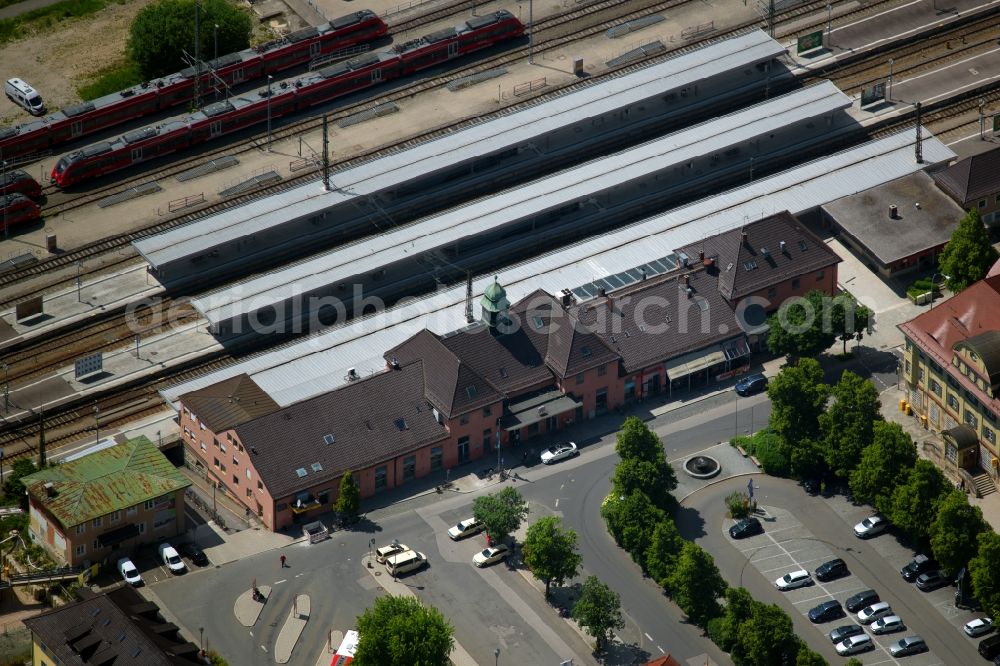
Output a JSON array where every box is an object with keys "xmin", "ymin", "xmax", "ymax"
[
  {"xmin": 766, "ymin": 290, "xmax": 837, "ymax": 358},
  {"xmin": 3, "ymin": 459, "xmax": 38, "ymax": 506},
  {"xmin": 938, "ymin": 208, "xmax": 999, "ymax": 293},
  {"xmin": 795, "ymin": 645, "xmax": 828, "ymax": 666},
  {"xmin": 615, "ymin": 418, "xmax": 669, "ymax": 471},
  {"xmin": 970, "ymin": 531, "xmax": 1000, "ymax": 619},
  {"xmin": 767, "ymin": 358, "xmax": 828, "ymax": 444},
  {"xmin": 644, "ymin": 519, "xmax": 685, "ymax": 587},
  {"xmin": 600, "ymin": 490, "xmax": 665, "ymax": 563},
  {"xmin": 849, "ymin": 421, "xmax": 916, "ymax": 514},
  {"xmin": 128, "ymin": 0, "xmax": 254, "ymax": 79},
  {"xmin": 571, "ymin": 576, "xmax": 625, "ymax": 650},
  {"xmin": 731, "ymin": 601, "xmax": 799, "ymax": 666},
  {"xmin": 830, "ymin": 293, "xmax": 873, "ymax": 356},
  {"xmin": 666, "ymin": 542, "xmax": 727, "ymax": 628},
  {"xmin": 522, "ymin": 516, "xmax": 582, "ymax": 598},
  {"xmin": 888, "ymin": 459, "xmax": 949, "ymax": 545},
  {"xmin": 611, "ymin": 457, "xmax": 676, "ymax": 511},
  {"xmin": 353, "ymin": 595, "xmax": 454, "ymax": 666},
  {"xmin": 714, "ymin": 587, "xmax": 754, "ymax": 652},
  {"xmin": 472, "ymin": 486, "xmax": 529, "ymax": 544},
  {"xmin": 930, "ymin": 490, "xmax": 991, "ymax": 575},
  {"xmin": 335, "ymin": 470, "xmax": 360, "ymax": 523},
  {"xmin": 845, "ymin": 659, "xmax": 863, "ymax": 666},
  {"xmin": 819, "ymin": 371, "xmax": 882, "ymax": 478}
]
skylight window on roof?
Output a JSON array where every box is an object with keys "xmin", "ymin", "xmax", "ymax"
[
  {"xmin": 697, "ymin": 299, "xmax": 709, "ymax": 312},
  {"xmin": 323, "ymin": 434, "xmax": 335, "ymax": 445},
  {"xmin": 311, "ymin": 462, "xmax": 323, "ymax": 472},
  {"xmin": 532, "ymin": 316, "xmax": 544, "ymax": 330},
  {"xmin": 743, "ymin": 260, "xmax": 758, "ymax": 271},
  {"xmin": 799, "ymin": 240, "xmax": 808, "ymax": 251},
  {"xmin": 499, "ymin": 367, "xmax": 509, "ymax": 378},
  {"xmin": 117, "ymin": 632, "xmax": 126, "ymax": 642},
  {"xmin": 296, "ymin": 468, "xmax": 308, "ymax": 478},
  {"xmin": 395, "ymin": 418, "xmax": 409, "ymax": 431},
  {"xmin": 132, "ymin": 647, "xmax": 142, "ymax": 658},
  {"xmin": 581, "ymin": 345, "xmax": 592, "ymax": 358},
  {"xmin": 466, "ymin": 386, "xmax": 478, "ymax": 398}
]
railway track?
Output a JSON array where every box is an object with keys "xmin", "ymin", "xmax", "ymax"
[{"xmin": 1, "ymin": 0, "xmax": 988, "ymax": 463}]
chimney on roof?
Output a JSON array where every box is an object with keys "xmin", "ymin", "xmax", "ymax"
[
  {"xmin": 684, "ymin": 275, "xmax": 690, "ymax": 287},
  {"xmin": 889, "ymin": 204, "xmax": 898, "ymax": 219},
  {"xmin": 598, "ymin": 286, "xmax": 607, "ymax": 297},
  {"xmin": 698, "ymin": 249, "xmax": 705, "ymax": 261},
  {"xmin": 780, "ymin": 240, "xmax": 787, "ymax": 253},
  {"xmin": 43, "ymin": 482, "xmax": 56, "ymax": 498},
  {"xmin": 560, "ymin": 289, "xmax": 574, "ymax": 307},
  {"xmin": 741, "ymin": 230, "xmax": 748, "ymax": 245},
  {"xmin": 640, "ymin": 268, "xmax": 647, "ymax": 281},
  {"xmin": 390, "ymin": 356, "xmax": 400, "ymax": 370},
  {"xmin": 686, "ymin": 286, "xmax": 694, "ymax": 298},
  {"xmin": 914, "ymin": 202, "xmax": 921, "ymax": 210}
]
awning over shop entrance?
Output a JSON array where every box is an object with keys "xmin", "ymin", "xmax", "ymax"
[
  {"xmin": 664, "ymin": 345, "xmax": 727, "ymax": 380},
  {"xmin": 95, "ymin": 523, "xmax": 140, "ymax": 548},
  {"xmin": 500, "ymin": 390, "xmax": 582, "ymax": 431}
]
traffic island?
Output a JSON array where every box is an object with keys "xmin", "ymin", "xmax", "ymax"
[
  {"xmin": 234, "ymin": 585, "xmax": 271, "ymax": 627},
  {"xmin": 274, "ymin": 594, "xmax": 310, "ymax": 664}
]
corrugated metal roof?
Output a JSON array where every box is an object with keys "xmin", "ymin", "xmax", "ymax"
[
  {"xmin": 133, "ymin": 31, "xmax": 784, "ymax": 269},
  {"xmin": 192, "ymin": 82, "xmax": 849, "ymax": 324},
  {"xmin": 164, "ymin": 131, "xmax": 954, "ymax": 407},
  {"xmin": 21, "ymin": 437, "xmax": 190, "ymax": 528}
]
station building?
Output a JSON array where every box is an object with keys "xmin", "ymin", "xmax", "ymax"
[
  {"xmin": 933, "ymin": 146, "xmax": 1000, "ymax": 226},
  {"xmin": 21, "ymin": 437, "xmax": 190, "ymax": 567},
  {"xmin": 898, "ymin": 267, "xmax": 1000, "ymax": 493},
  {"xmin": 177, "ymin": 211, "xmax": 840, "ymax": 531}
]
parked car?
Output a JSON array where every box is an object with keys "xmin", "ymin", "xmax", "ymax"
[
  {"xmin": 729, "ymin": 517, "xmax": 763, "ymax": 539},
  {"xmin": 845, "ymin": 589, "xmax": 880, "ymax": 613},
  {"xmin": 901, "ymin": 554, "xmax": 937, "ymax": 582},
  {"xmin": 815, "ymin": 558, "xmax": 848, "ymax": 582},
  {"xmin": 158, "ymin": 543, "xmax": 186, "ymax": 574},
  {"xmin": 473, "ymin": 544, "xmax": 509, "ymax": 567},
  {"xmin": 828, "ymin": 624, "xmax": 865, "ymax": 644},
  {"xmin": 889, "ymin": 635, "xmax": 928, "ymax": 657},
  {"xmin": 871, "ymin": 615, "xmax": 905, "ymax": 635},
  {"xmin": 775, "ymin": 570, "xmax": 813, "ymax": 591},
  {"xmin": 808, "ymin": 600, "xmax": 844, "ymax": 623},
  {"xmin": 858, "ymin": 601, "xmax": 893, "ymax": 624},
  {"xmin": 854, "ymin": 514, "xmax": 888, "ymax": 538},
  {"xmin": 117, "ymin": 557, "xmax": 142, "ymax": 586},
  {"xmin": 179, "ymin": 542, "xmax": 209, "ymax": 567},
  {"xmin": 980, "ymin": 634, "xmax": 1000, "ymax": 660},
  {"xmin": 735, "ymin": 373, "xmax": 768, "ymax": 396},
  {"xmin": 916, "ymin": 570, "xmax": 950, "ymax": 591},
  {"xmin": 448, "ymin": 518, "xmax": 484, "ymax": 540},
  {"xmin": 964, "ymin": 617, "xmax": 994, "ymax": 638},
  {"xmin": 802, "ymin": 478, "xmax": 820, "ymax": 495},
  {"xmin": 540, "ymin": 442, "xmax": 578, "ymax": 465},
  {"xmin": 375, "ymin": 542, "xmax": 410, "ymax": 564},
  {"xmin": 835, "ymin": 634, "xmax": 874, "ymax": 656}
]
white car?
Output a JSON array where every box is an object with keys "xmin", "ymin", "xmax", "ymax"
[
  {"xmin": 775, "ymin": 570, "xmax": 813, "ymax": 591},
  {"xmin": 158, "ymin": 543, "xmax": 186, "ymax": 574},
  {"xmin": 858, "ymin": 601, "xmax": 893, "ymax": 624},
  {"xmin": 835, "ymin": 634, "xmax": 873, "ymax": 656},
  {"xmin": 117, "ymin": 557, "xmax": 142, "ymax": 586},
  {"xmin": 447, "ymin": 518, "xmax": 483, "ymax": 541},
  {"xmin": 473, "ymin": 544, "xmax": 509, "ymax": 567},
  {"xmin": 854, "ymin": 514, "xmax": 888, "ymax": 538},
  {"xmin": 964, "ymin": 617, "xmax": 994, "ymax": 637},
  {"xmin": 871, "ymin": 615, "xmax": 904, "ymax": 635},
  {"xmin": 540, "ymin": 442, "xmax": 578, "ymax": 465}
]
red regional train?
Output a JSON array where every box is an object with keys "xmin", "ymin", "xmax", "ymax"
[
  {"xmin": 0, "ymin": 194, "xmax": 42, "ymax": 231},
  {"xmin": 0, "ymin": 11, "xmax": 387, "ymax": 161},
  {"xmin": 52, "ymin": 11, "xmax": 524, "ymax": 188},
  {"xmin": 0, "ymin": 169, "xmax": 42, "ymax": 198}
]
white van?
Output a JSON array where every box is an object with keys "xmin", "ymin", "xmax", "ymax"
[
  {"xmin": 5, "ymin": 79, "xmax": 45, "ymax": 116},
  {"xmin": 384, "ymin": 549, "xmax": 426, "ymax": 576}
]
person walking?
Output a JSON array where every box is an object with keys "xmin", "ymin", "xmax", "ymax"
[{"xmin": 280, "ymin": 554, "xmax": 286, "ymax": 568}]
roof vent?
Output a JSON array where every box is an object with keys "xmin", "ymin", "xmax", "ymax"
[
  {"xmin": 889, "ymin": 204, "xmax": 898, "ymax": 219},
  {"xmin": 684, "ymin": 275, "xmax": 690, "ymax": 287},
  {"xmin": 390, "ymin": 356, "xmax": 400, "ymax": 369},
  {"xmin": 538, "ymin": 405, "xmax": 547, "ymax": 416},
  {"xmin": 760, "ymin": 247, "xmax": 769, "ymax": 257},
  {"xmin": 640, "ymin": 268, "xmax": 647, "ymax": 281},
  {"xmin": 780, "ymin": 240, "xmax": 787, "ymax": 253},
  {"xmin": 686, "ymin": 286, "xmax": 694, "ymax": 298},
  {"xmin": 698, "ymin": 250, "xmax": 705, "ymax": 261},
  {"xmin": 43, "ymin": 482, "xmax": 56, "ymax": 497},
  {"xmin": 741, "ymin": 230, "xmax": 748, "ymax": 244},
  {"xmin": 347, "ymin": 368, "xmax": 359, "ymax": 381},
  {"xmin": 914, "ymin": 202, "xmax": 921, "ymax": 209},
  {"xmin": 251, "ymin": 446, "xmax": 259, "ymax": 455},
  {"xmin": 283, "ymin": 412, "xmax": 292, "ymax": 420},
  {"xmin": 598, "ymin": 286, "xmax": 607, "ymax": 297}
]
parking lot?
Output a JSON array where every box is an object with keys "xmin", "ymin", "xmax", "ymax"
[{"xmin": 725, "ymin": 501, "xmax": 984, "ymax": 665}]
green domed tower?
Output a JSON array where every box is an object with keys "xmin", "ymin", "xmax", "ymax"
[{"xmin": 480, "ymin": 276, "xmax": 510, "ymax": 330}]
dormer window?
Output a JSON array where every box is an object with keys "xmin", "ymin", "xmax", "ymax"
[
  {"xmin": 395, "ymin": 418, "xmax": 409, "ymax": 431},
  {"xmin": 499, "ymin": 367, "xmax": 509, "ymax": 379},
  {"xmin": 581, "ymin": 345, "xmax": 592, "ymax": 358},
  {"xmin": 466, "ymin": 386, "xmax": 478, "ymax": 398}
]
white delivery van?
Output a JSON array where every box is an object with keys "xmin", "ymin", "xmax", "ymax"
[
  {"xmin": 384, "ymin": 549, "xmax": 426, "ymax": 577},
  {"xmin": 5, "ymin": 79, "xmax": 45, "ymax": 116}
]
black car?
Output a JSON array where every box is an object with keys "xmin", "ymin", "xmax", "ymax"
[
  {"xmin": 802, "ymin": 478, "xmax": 820, "ymax": 495},
  {"xmin": 828, "ymin": 624, "xmax": 865, "ymax": 644},
  {"xmin": 845, "ymin": 589, "xmax": 880, "ymax": 613},
  {"xmin": 808, "ymin": 600, "xmax": 844, "ymax": 623},
  {"xmin": 815, "ymin": 558, "xmax": 848, "ymax": 582},
  {"xmin": 901, "ymin": 554, "xmax": 937, "ymax": 582},
  {"xmin": 729, "ymin": 517, "xmax": 763, "ymax": 539},
  {"xmin": 735, "ymin": 373, "xmax": 768, "ymax": 396},
  {"xmin": 916, "ymin": 570, "xmax": 950, "ymax": 591},
  {"xmin": 179, "ymin": 542, "xmax": 209, "ymax": 567}
]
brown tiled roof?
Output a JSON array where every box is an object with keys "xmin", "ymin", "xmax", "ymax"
[
  {"xmin": 439, "ymin": 321, "xmax": 552, "ymax": 395},
  {"xmin": 24, "ymin": 586, "xmax": 200, "ymax": 665},
  {"xmin": 934, "ymin": 147, "xmax": 1000, "ymax": 206},
  {"xmin": 898, "ymin": 275, "xmax": 1000, "ymax": 415},
  {"xmin": 234, "ymin": 361, "xmax": 448, "ymax": 499},
  {"xmin": 683, "ymin": 211, "xmax": 841, "ymax": 302},
  {"xmin": 387, "ymin": 329, "xmax": 501, "ymax": 418},
  {"xmin": 178, "ymin": 374, "xmax": 278, "ymax": 432},
  {"xmin": 574, "ymin": 269, "xmax": 741, "ymax": 373}
]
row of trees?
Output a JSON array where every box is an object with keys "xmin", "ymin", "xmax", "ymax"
[
  {"xmin": 602, "ymin": 417, "xmax": 827, "ymax": 665},
  {"xmin": 759, "ymin": 359, "xmax": 1000, "ymax": 618}
]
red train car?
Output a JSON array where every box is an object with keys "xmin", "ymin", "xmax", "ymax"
[
  {"xmin": 52, "ymin": 11, "xmax": 524, "ymax": 188},
  {"xmin": 0, "ymin": 169, "xmax": 42, "ymax": 198},
  {"xmin": 0, "ymin": 193, "xmax": 41, "ymax": 231},
  {"xmin": 0, "ymin": 10, "xmax": 386, "ymax": 161}
]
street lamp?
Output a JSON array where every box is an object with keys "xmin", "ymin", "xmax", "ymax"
[
  {"xmin": 887, "ymin": 58, "xmax": 894, "ymax": 101},
  {"xmin": 0, "ymin": 448, "xmax": 5, "ymax": 485},
  {"xmin": 94, "ymin": 403, "xmax": 100, "ymax": 444},
  {"xmin": 368, "ymin": 537, "xmax": 375, "ymax": 568},
  {"xmin": 494, "ymin": 647, "xmax": 500, "ymax": 666},
  {"xmin": 213, "ymin": 24, "xmax": 219, "ymax": 100},
  {"xmin": 391, "ymin": 538, "xmax": 399, "ymax": 581},
  {"xmin": 2, "ymin": 362, "xmax": 8, "ymax": 413},
  {"xmin": 199, "ymin": 627, "xmax": 204, "ymax": 656},
  {"xmin": 266, "ymin": 75, "xmax": 273, "ymax": 152},
  {"xmin": 980, "ymin": 98, "xmax": 987, "ymax": 140},
  {"xmin": 76, "ymin": 261, "xmax": 82, "ymax": 302}
]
